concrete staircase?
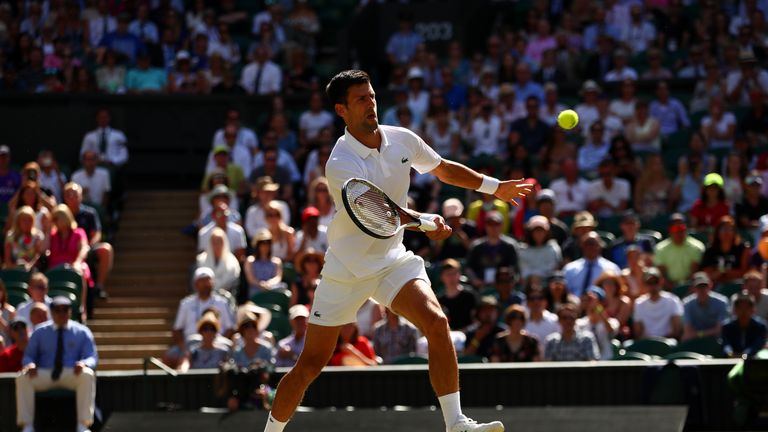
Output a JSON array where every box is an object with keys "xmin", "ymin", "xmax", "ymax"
[{"xmin": 90, "ymin": 190, "xmax": 198, "ymax": 371}]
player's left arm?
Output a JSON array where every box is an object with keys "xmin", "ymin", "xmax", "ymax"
[{"xmin": 430, "ymin": 159, "xmax": 533, "ymax": 206}]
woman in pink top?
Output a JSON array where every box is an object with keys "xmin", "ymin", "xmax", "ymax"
[{"xmin": 48, "ymin": 204, "xmax": 92, "ymax": 289}]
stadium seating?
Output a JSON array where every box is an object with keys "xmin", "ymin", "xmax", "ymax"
[
  {"xmin": 664, "ymin": 351, "xmax": 710, "ymax": 361},
  {"xmin": 0, "ymin": 268, "xmax": 31, "ymax": 284},
  {"xmin": 391, "ymin": 354, "xmax": 429, "ymax": 365},
  {"xmin": 622, "ymin": 337, "xmax": 677, "ymax": 358},
  {"xmin": 612, "ymin": 350, "xmax": 653, "ymax": 361},
  {"xmin": 8, "ymin": 291, "xmax": 29, "ymax": 308},
  {"xmin": 674, "ymin": 336, "xmax": 726, "ymax": 358},
  {"xmin": 251, "ymin": 288, "xmax": 292, "ymax": 313}
]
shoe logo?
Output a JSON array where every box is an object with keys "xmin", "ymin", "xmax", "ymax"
[
  {"xmin": 401, "ymin": 157, "xmax": 409, "ymax": 164},
  {"xmin": 313, "ymin": 311, "xmax": 322, "ymax": 318}
]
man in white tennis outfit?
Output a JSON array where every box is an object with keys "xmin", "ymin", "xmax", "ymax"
[{"xmin": 263, "ymin": 70, "xmax": 532, "ymax": 432}]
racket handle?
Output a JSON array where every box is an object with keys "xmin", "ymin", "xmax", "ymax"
[{"xmin": 418, "ymin": 216, "xmax": 438, "ymax": 232}]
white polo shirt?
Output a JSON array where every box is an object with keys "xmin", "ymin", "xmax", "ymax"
[
  {"xmin": 324, "ymin": 125, "xmax": 441, "ymax": 280},
  {"xmin": 71, "ymin": 167, "xmax": 111, "ymax": 206},
  {"xmin": 173, "ymin": 293, "xmax": 235, "ymax": 338}
]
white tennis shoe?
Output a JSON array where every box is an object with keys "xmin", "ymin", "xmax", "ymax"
[{"xmin": 449, "ymin": 417, "xmax": 505, "ymax": 432}]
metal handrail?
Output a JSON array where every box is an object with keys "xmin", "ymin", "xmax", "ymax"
[{"xmin": 143, "ymin": 357, "xmax": 178, "ymax": 377}]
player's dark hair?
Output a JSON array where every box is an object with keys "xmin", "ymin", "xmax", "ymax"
[{"xmin": 326, "ymin": 70, "xmax": 371, "ymax": 106}]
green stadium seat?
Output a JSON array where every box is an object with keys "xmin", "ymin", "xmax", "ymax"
[
  {"xmin": 716, "ymin": 282, "xmax": 743, "ymax": 299},
  {"xmin": 267, "ymin": 314, "xmax": 291, "ymax": 341},
  {"xmin": 281, "ymin": 262, "xmax": 297, "ymax": 285},
  {"xmin": 612, "ymin": 350, "xmax": 653, "ymax": 361},
  {"xmin": 8, "ymin": 291, "xmax": 30, "ymax": 308},
  {"xmin": 674, "ymin": 336, "xmax": 726, "ymax": 358},
  {"xmin": 457, "ymin": 355, "xmax": 488, "ymax": 364},
  {"xmin": 45, "ymin": 267, "xmax": 84, "ymax": 287},
  {"xmin": 639, "ymin": 229, "xmax": 663, "ymax": 244},
  {"xmin": 688, "ymin": 230, "xmax": 710, "ymax": 245},
  {"xmin": 48, "ymin": 281, "xmax": 81, "ymax": 299},
  {"xmin": 595, "ymin": 230, "xmax": 616, "ymax": 246},
  {"xmin": 671, "ymin": 284, "xmax": 691, "ymax": 300},
  {"xmin": 4, "ymin": 280, "xmax": 29, "ymax": 296},
  {"xmin": 391, "ymin": 354, "xmax": 429, "ymax": 365},
  {"xmin": 251, "ymin": 288, "xmax": 292, "ymax": 313},
  {"xmin": 622, "ymin": 337, "xmax": 677, "ymax": 357},
  {"xmin": 0, "ymin": 268, "xmax": 31, "ymax": 284},
  {"xmin": 663, "ymin": 351, "xmax": 710, "ymax": 360}
]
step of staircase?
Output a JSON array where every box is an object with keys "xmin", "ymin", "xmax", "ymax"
[
  {"xmin": 98, "ymin": 344, "xmax": 168, "ymax": 359},
  {"xmin": 88, "ymin": 318, "xmax": 172, "ymax": 333},
  {"xmin": 92, "ymin": 307, "xmax": 176, "ymax": 320},
  {"xmin": 93, "ymin": 331, "xmax": 173, "ymax": 345},
  {"xmin": 94, "ymin": 189, "xmax": 198, "ymax": 371}
]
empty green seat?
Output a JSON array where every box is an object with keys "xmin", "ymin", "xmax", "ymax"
[
  {"xmin": 671, "ymin": 284, "xmax": 691, "ymax": 300},
  {"xmin": 4, "ymin": 280, "xmax": 29, "ymax": 296},
  {"xmin": 0, "ymin": 268, "xmax": 31, "ymax": 284},
  {"xmin": 623, "ymin": 337, "xmax": 677, "ymax": 357},
  {"xmin": 674, "ymin": 336, "xmax": 726, "ymax": 358},
  {"xmin": 266, "ymin": 314, "xmax": 291, "ymax": 341},
  {"xmin": 391, "ymin": 354, "xmax": 429, "ymax": 365},
  {"xmin": 49, "ymin": 281, "xmax": 80, "ymax": 298},
  {"xmin": 664, "ymin": 351, "xmax": 710, "ymax": 361},
  {"xmin": 8, "ymin": 291, "xmax": 30, "ymax": 308},
  {"xmin": 251, "ymin": 288, "xmax": 291, "ymax": 312}
]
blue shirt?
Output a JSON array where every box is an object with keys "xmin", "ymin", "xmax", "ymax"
[
  {"xmin": 683, "ymin": 293, "xmax": 729, "ymax": 331},
  {"xmin": 582, "ymin": 23, "xmax": 621, "ymax": 51},
  {"xmin": 386, "ymin": 31, "xmax": 423, "ymax": 64},
  {"xmin": 563, "ymin": 257, "xmax": 621, "ymax": 297},
  {"xmin": 514, "ymin": 82, "xmax": 545, "ymax": 103},
  {"xmin": 128, "ymin": 20, "xmax": 159, "ymax": 44},
  {"xmin": 0, "ymin": 170, "xmax": 21, "ymax": 202},
  {"xmin": 23, "ymin": 321, "xmax": 98, "ymax": 370},
  {"xmin": 100, "ymin": 31, "xmax": 145, "ymax": 64},
  {"xmin": 125, "ymin": 67, "xmax": 167, "ymax": 91},
  {"xmin": 577, "ymin": 141, "xmax": 610, "ymax": 173},
  {"xmin": 649, "ymin": 98, "xmax": 690, "ymax": 135}
]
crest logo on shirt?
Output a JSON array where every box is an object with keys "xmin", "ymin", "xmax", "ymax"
[{"xmin": 401, "ymin": 157, "xmax": 409, "ymax": 164}]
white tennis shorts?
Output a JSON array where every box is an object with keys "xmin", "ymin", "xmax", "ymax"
[{"xmin": 309, "ymin": 251, "xmax": 429, "ymax": 327}]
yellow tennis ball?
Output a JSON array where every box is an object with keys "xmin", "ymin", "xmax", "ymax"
[{"xmin": 557, "ymin": 109, "xmax": 579, "ymax": 130}]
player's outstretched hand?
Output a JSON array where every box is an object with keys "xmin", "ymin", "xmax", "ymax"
[
  {"xmin": 495, "ymin": 179, "xmax": 534, "ymax": 206},
  {"xmin": 425, "ymin": 215, "xmax": 452, "ymax": 241}
]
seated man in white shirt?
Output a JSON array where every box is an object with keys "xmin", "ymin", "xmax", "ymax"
[
  {"xmin": 524, "ymin": 288, "xmax": 560, "ymax": 346},
  {"xmin": 633, "ymin": 267, "xmax": 683, "ymax": 339},
  {"xmin": 198, "ymin": 202, "xmax": 247, "ymax": 260},
  {"xmin": 549, "ymin": 158, "xmax": 590, "ymax": 217},
  {"xmin": 245, "ymin": 176, "xmax": 291, "ymax": 238},
  {"xmin": 586, "ymin": 158, "xmax": 630, "ymax": 218},
  {"xmin": 71, "ymin": 151, "xmax": 111, "ymax": 208},
  {"xmin": 165, "ymin": 268, "xmax": 236, "ymax": 368},
  {"xmin": 299, "ymin": 92, "xmax": 334, "ymax": 146}
]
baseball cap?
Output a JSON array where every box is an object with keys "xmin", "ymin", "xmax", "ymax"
[
  {"xmin": 572, "ymin": 211, "xmax": 597, "ymax": 229},
  {"xmin": 581, "ymin": 80, "xmax": 601, "ymax": 94},
  {"xmin": 406, "ymin": 66, "xmax": 424, "ymax": 80},
  {"xmin": 209, "ymin": 184, "xmax": 230, "ymax": 199},
  {"xmin": 193, "ymin": 267, "xmax": 215, "ymax": 282},
  {"xmin": 549, "ymin": 270, "xmax": 566, "ymax": 283},
  {"xmin": 733, "ymin": 290, "xmax": 756, "ymax": 305},
  {"xmin": 0, "ymin": 145, "xmax": 10, "ymax": 155},
  {"xmin": 302, "ymin": 206, "xmax": 320, "ymax": 222},
  {"xmin": 289, "ymin": 304, "xmax": 310, "ymax": 320},
  {"xmin": 499, "ymin": 83, "xmax": 515, "ymax": 96},
  {"xmin": 643, "ymin": 267, "xmax": 661, "ymax": 282},
  {"xmin": 51, "ymin": 296, "xmax": 72, "ymax": 307},
  {"xmin": 442, "ymin": 198, "xmax": 465, "ymax": 218},
  {"xmin": 485, "ymin": 210, "xmax": 503, "ymax": 224},
  {"xmin": 536, "ymin": 188, "xmax": 556, "ymax": 204},
  {"xmin": 669, "ymin": 213, "xmax": 687, "ymax": 225},
  {"xmin": 526, "ymin": 215, "xmax": 550, "ymax": 230},
  {"xmin": 703, "ymin": 173, "xmax": 724, "ymax": 187},
  {"xmin": 746, "ymin": 173, "xmax": 763, "ymax": 186},
  {"xmin": 587, "ymin": 286, "xmax": 606, "ymax": 301},
  {"xmin": 478, "ymin": 296, "xmax": 499, "ymax": 308},
  {"xmin": 175, "ymin": 50, "xmax": 191, "ymax": 62},
  {"xmin": 255, "ymin": 176, "xmax": 280, "ymax": 192},
  {"xmin": 691, "ymin": 271, "xmax": 711, "ymax": 287},
  {"xmin": 213, "ymin": 145, "xmax": 229, "ymax": 155},
  {"xmin": 10, "ymin": 318, "xmax": 28, "ymax": 330}
]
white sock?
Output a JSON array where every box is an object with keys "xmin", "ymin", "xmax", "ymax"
[
  {"xmin": 438, "ymin": 391, "xmax": 463, "ymax": 429},
  {"xmin": 263, "ymin": 412, "xmax": 288, "ymax": 432}
]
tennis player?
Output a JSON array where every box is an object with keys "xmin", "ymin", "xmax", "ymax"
[{"xmin": 263, "ymin": 70, "xmax": 532, "ymax": 432}]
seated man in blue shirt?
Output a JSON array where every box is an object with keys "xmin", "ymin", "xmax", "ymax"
[
  {"xmin": 682, "ymin": 272, "xmax": 729, "ymax": 341},
  {"xmin": 15, "ymin": 296, "xmax": 98, "ymax": 432},
  {"xmin": 722, "ymin": 291, "xmax": 767, "ymax": 358}
]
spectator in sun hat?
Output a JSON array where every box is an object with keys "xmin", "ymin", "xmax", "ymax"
[
  {"xmin": 295, "ymin": 206, "xmax": 328, "ymax": 254},
  {"xmin": 654, "ymin": 213, "xmax": 705, "ymax": 286},
  {"xmin": 232, "ymin": 311, "xmax": 274, "ymax": 368},
  {"xmin": 202, "ymin": 144, "xmax": 246, "ymax": 196},
  {"xmin": 518, "ymin": 215, "xmax": 562, "ymax": 283},
  {"xmin": 199, "ymin": 184, "xmax": 241, "ymax": 226},
  {"xmin": 690, "ymin": 173, "xmax": 731, "ymax": 230},
  {"xmin": 184, "ymin": 311, "xmax": 231, "ymax": 370},
  {"xmin": 463, "ymin": 296, "xmax": 506, "ymax": 359},
  {"xmin": 722, "ymin": 291, "xmax": 768, "ymax": 358},
  {"xmin": 276, "ymin": 305, "xmax": 310, "ymax": 367},
  {"xmin": 562, "ymin": 210, "xmax": 598, "ymax": 263}
]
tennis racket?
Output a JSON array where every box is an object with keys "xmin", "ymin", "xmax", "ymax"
[{"xmin": 341, "ymin": 177, "xmax": 438, "ymax": 239}]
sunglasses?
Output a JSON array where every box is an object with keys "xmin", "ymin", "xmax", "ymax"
[{"xmin": 200, "ymin": 326, "xmax": 217, "ymax": 333}]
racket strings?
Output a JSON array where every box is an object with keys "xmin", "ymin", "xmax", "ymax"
[{"xmin": 345, "ymin": 182, "xmax": 400, "ymax": 237}]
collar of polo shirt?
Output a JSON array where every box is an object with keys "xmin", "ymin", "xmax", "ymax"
[{"xmin": 344, "ymin": 127, "xmax": 391, "ymax": 159}]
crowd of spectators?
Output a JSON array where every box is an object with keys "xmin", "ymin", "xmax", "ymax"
[
  {"xmin": 0, "ymin": 0, "xmax": 322, "ymax": 94},
  {"xmin": 156, "ymin": 1, "xmax": 768, "ymax": 372}
]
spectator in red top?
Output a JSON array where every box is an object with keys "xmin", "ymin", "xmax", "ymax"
[
  {"xmin": 0, "ymin": 319, "xmax": 28, "ymax": 372},
  {"xmin": 690, "ymin": 173, "xmax": 731, "ymax": 230},
  {"xmin": 328, "ymin": 322, "xmax": 377, "ymax": 367}
]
